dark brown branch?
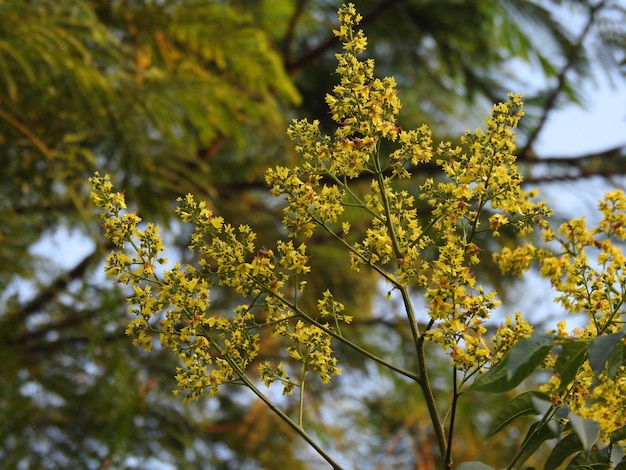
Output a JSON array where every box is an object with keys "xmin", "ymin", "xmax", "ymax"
[
  {"xmin": 520, "ymin": 144, "xmax": 626, "ymax": 184},
  {"xmin": 24, "ymin": 331, "xmax": 127, "ymax": 356},
  {"xmin": 282, "ymin": 0, "xmax": 309, "ymax": 65},
  {"xmin": 9, "ymin": 243, "xmax": 109, "ymax": 321},
  {"xmin": 286, "ymin": 0, "xmax": 405, "ymax": 75},
  {"xmin": 214, "ymin": 144, "xmax": 626, "ymax": 194},
  {"xmin": 519, "ymin": 0, "xmax": 608, "ymax": 159}
]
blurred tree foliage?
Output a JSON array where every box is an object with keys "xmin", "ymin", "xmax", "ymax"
[{"xmin": 1, "ymin": 0, "xmax": 625, "ymax": 467}]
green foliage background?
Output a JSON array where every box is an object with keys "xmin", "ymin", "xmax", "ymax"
[{"xmin": 2, "ymin": 0, "xmax": 626, "ymax": 468}]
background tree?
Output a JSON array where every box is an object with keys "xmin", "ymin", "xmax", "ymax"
[{"xmin": 2, "ymin": 0, "xmax": 626, "ymax": 468}]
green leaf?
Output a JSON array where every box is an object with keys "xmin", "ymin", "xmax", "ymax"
[
  {"xmin": 545, "ymin": 433, "xmax": 583, "ymax": 470},
  {"xmin": 485, "ymin": 391, "xmax": 550, "ymax": 439},
  {"xmin": 554, "ymin": 340, "xmax": 589, "ymax": 391},
  {"xmin": 547, "ymin": 406, "xmax": 570, "ymax": 437},
  {"xmin": 567, "ymin": 450, "xmax": 611, "ymax": 469},
  {"xmin": 610, "ymin": 425, "xmax": 626, "ymax": 445},
  {"xmin": 467, "ymin": 360, "xmax": 510, "ymax": 392},
  {"xmin": 505, "ymin": 333, "xmax": 556, "ymax": 378},
  {"xmin": 604, "ymin": 443, "xmax": 626, "ymax": 468},
  {"xmin": 468, "ymin": 333, "xmax": 555, "ymax": 393},
  {"xmin": 515, "ymin": 420, "xmax": 556, "ymax": 467},
  {"xmin": 570, "ymin": 414, "xmax": 600, "ymax": 451},
  {"xmin": 587, "ymin": 332, "xmax": 626, "ymax": 376},
  {"xmin": 607, "ymin": 342, "xmax": 625, "ymax": 379},
  {"xmin": 457, "ymin": 462, "xmax": 495, "ymax": 470}
]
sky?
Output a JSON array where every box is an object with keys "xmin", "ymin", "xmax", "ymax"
[
  {"xmin": 496, "ymin": 0, "xmax": 626, "ymax": 329},
  {"xmin": 535, "ymin": 74, "xmax": 626, "ymax": 156},
  {"xmin": 534, "ymin": 0, "xmax": 626, "ymax": 157}
]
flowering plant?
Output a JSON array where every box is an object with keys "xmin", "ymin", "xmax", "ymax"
[{"xmin": 90, "ymin": 4, "xmax": 626, "ymax": 468}]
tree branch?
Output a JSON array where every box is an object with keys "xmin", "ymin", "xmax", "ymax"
[
  {"xmin": 282, "ymin": 0, "xmax": 309, "ymax": 65},
  {"xmin": 519, "ymin": 0, "xmax": 608, "ymax": 158},
  {"xmin": 214, "ymin": 143, "xmax": 626, "ymax": 194},
  {"xmin": 286, "ymin": 0, "xmax": 405, "ymax": 75},
  {"xmin": 7, "ymin": 243, "xmax": 109, "ymax": 321},
  {"xmin": 520, "ymin": 144, "xmax": 626, "ymax": 184}
]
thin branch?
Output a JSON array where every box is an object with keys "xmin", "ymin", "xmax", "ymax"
[
  {"xmin": 212, "ymin": 337, "xmax": 345, "ymax": 470},
  {"xmin": 282, "ymin": 0, "xmax": 309, "ymax": 65},
  {"xmin": 369, "ymin": 146, "xmax": 449, "ymax": 459},
  {"xmin": 286, "ymin": 0, "xmax": 404, "ymax": 75},
  {"xmin": 8, "ymin": 245, "xmax": 107, "ymax": 321},
  {"xmin": 519, "ymin": 0, "xmax": 608, "ymax": 158},
  {"xmin": 0, "ymin": 107, "xmax": 54, "ymax": 159},
  {"xmin": 215, "ymin": 143, "xmax": 626, "ymax": 194},
  {"xmin": 254, "ymin": 280, "xmax": 421, "ymax": 382},
  {"xmin": 415, "ymin": 330, "xmax": 448, "ymax": 461},
  {"xmin": 444, "ymin": 367, "xmax": 459, "ymax": 469}
]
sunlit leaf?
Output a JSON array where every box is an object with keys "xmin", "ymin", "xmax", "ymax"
[
  {"xmin": 505, "ymin": 333, "xmax": 555, "ymax": 379},
  {"xmin": 468, "ymin": 333, "xmax": 554, "ymax": 393},
  {"xmin": 607, "ymin": 342, "xmax": 625, "ymax": 379},
  {"xmin": 610, "ymin": 425, "xmax": 626, "ymax": 445}
]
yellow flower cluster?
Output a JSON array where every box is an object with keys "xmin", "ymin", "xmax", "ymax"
[
  {"xmin": 89, "ymin": 174, "xmax": 347, "ymax": 402},
  {"xmin": 330, "ymin": 4, "xmax": 400, "ymax": 141},
  {"xmin": 537, "ymin": 191, "xmax": 626, "ymax": 440},
  {"xmin": 288, "ymin": 320, "xmax": 341, "ymax": 384},
  {"xmin": 491, "ymin": 312, "xmax": 534, "ymax": 361},
  {"xmin": 267, "ymin": 5, "xmax": 557, "ymax": 376},
  {"xmin": 90, "ymin": 5, "xmax": 626, "ymax": 463},
  {"xmin": 496, "ymin": 190, "xmax": 626, "ymax": 441},
  {"xmin": 416, "ymin": 95, "xmax": 552, "ymax": 370}
]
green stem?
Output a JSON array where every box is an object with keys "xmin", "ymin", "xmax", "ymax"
[
  {"xmin": 299, "ymin": 356, "xmax": 308, "ymax": 426},
  {"xmin": 311, "ymin": 211, "xmax": 398, "ymax": 286},
  {"xmin": 254, "ymin": 280, "xmax": 421, "ymax": 382},
  {"xmin": 371, "ymin": 152, "xmax": 450, "ymax": 462},
  {"xmin": 216, "ymin": 341, "xmax": 344, "ymax": 469},
  {"xmin": 506, "ymin": 404, "xmax": 557, "ymax": 470},
  {"xmin": 323, "ymin": 166, "xmax": 385, "ymax": 224},
  {"xmin": 373, "ymin": 161, "xmax": 403, "ymax": 259},
  {"xmin": 398, "ymin": 285, "xmax": 422, "ymax": 355},
  {"xmin": 416, "ymin": 334, "xmax": 448, "ymax": 461},
  {"xmin": 444, "ymin": 367, "xmax": 459, "ymax": 468}
]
